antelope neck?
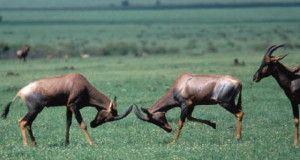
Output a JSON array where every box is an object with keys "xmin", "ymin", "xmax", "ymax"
[
  {"xmin": 148, "ymin": 90, "xmax": 178, "ymax": 113},
  {"xmin": 271, "ymin": 62, "xmax": 294, "ymax": 92}
]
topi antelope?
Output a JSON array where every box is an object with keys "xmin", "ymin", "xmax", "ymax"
[
  {"xmin": 1, "ymin": 73, "xmax": 133, "ymax": 146},
  {"xmin": 253, "ymin": 44, "xmax": 300, "ymax": 145},
  {"xmin": 135, "ymin": 73, "xmax": 244, "ymax": 143},
  {"xmin": 16, "ymin": 45, "xmax": 30, "ymax": 62}
]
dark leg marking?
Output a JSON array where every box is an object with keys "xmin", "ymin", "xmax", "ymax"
[
  {"xmin": 65, "ymin": 108, "xmax": 73, "ymax": 145},
  {"xmin": 292, "ymin": 103, "xmax": 299, "ymax": 145},
  {"xmin": 187, "ymin": 106, "xmax": 216, "ymax": 129}
]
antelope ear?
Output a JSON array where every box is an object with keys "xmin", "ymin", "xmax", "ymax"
[{"xmin": 108, "ymin": 96, "xmax": 117, "ymax": 112}]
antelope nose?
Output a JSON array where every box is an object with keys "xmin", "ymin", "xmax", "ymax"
[
  {"xmin": 163, "ymin": 124, "xmax": 172, "ymax": 133},
  {"xmin": 253, "ymin": 73, "xmax": 260, "ymax": 82},
  {"xmin": 252, "ymin": 76, "xmax": 257, "ymax": 82},
  {"xmin": 90, "ymin": 121, "xmax": 97, "ymax": 128},
  {"xmin": 253, "ymin": 76, "xmax": 260, "ymax": 82}
]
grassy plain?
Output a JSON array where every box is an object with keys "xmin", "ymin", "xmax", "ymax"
[
  {"xmin": 0, "ymin": 4, "xmax": 300, "ymax": 160},
  {"xmin": 0, "ymin": 53, "xmax": 300, "ymax": 159},
  {"xmin": 1, "ymin": 7, "xmax": 300, "ymax": 57}
]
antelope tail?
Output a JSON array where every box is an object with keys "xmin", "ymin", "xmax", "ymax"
[{"xmin": 1, "ymin": 95, "xmax": 19, "ymax": 119}]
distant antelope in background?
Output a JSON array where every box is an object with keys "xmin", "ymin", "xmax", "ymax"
[
  {"xmin": 253, "ymin": 44, "xmax": 300, "ymax": 145},
  {"xmin": 16, "ymin": 45, "xmax": 30, "ymax": 62},
  {"xmin": 135, "ymin": 73, "xmax": 244, "ymax": 143}
]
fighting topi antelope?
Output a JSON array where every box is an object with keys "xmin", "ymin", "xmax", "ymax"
[
  {"xmin": 253, "ymin": 44, "xmax": 300, "ymax": 145},
  {"xmin": 135, "ymin": 73, "xmax": 244, "ymax": 143},
  {"xmin": 1, "ymin": 73, "xmax": 133, "ymax": 146}
]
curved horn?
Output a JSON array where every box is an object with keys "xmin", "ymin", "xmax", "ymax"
[
  {"xmin": 112, "ymin": 105, "xmax": 133, "ymax": 121},
  {"xmin": 265, "ymin": 45, "xmax": 276, "ymax": 57},
  {"xmin": 274, "ymin": 54, "xmax": 288, "ymax": 61},
  {"xmin": 267, "ymin": 44, "xmax": 285, "ymax": 57},
  {"xmin": 134, "ymin": 105, "xmax": 150, "ymax": 121},
  {"xmin": 113, "ymin": 96, "xmax": 117, "ymax": 103}
]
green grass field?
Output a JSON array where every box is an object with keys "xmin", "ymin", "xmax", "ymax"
[
  {"xmin": 0, "ymin": 2, "xmax": 300, "ymax": 160},
  {"xmin": 1, "ymin": 6, "xmax": 300, "ymax": 58},
  {"xmin": 0, "ymin": 53, "xmax": 299, "ymax": 159}
]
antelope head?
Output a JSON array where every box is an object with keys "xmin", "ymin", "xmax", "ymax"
[
  {"xmin": 253, "ymin": 44, "xmax": 288, "ymax": 82},
  {"xmin": 90, "ymin": 97, "xmax": 133, "ymax": 128},
  {"xmin": 134, "ymin": 105, "xmax": 172, "ymax": 132},
  {"xmin": 24, "ymin": 45, "xmax": 30, "ymax": 52}
]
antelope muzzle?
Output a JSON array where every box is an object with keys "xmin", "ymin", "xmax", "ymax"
[{"xmin": 134, "ymin": 106, "xmax": 172, "ymax": 132}]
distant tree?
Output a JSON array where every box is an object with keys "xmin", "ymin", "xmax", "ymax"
[
  {"xmin": 121, "ymin": 0, "xmax": 129, "ymax": 7},
  {"xmin": 0, "ymin": 16, "xmax": 2, "ymax": 22}
]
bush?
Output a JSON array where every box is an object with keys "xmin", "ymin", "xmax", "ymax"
[
  {"xmin": 0, "ymin": 41, "xmax": 181, "ymax": 59},
  {"xmin": 206, "ymin": 41, "xmax": 218, "ymax": 53},
  {"xmin": 0, "ymin": 42, "xmax": 10, "ymax": 52},
  {"xmin": 185, "ymin": 39, "xmax": 197, "ymax": 50},
  {"xmin": 31, "ymin": 44, "xmax": 58, "ymax": 58},
  {"xmin": 100, "ymin": 42, "xmax": 138, "ymax": 56}
]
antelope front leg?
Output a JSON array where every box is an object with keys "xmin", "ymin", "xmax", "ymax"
[
  {"xmin": 73, "ymin": 108, "xmax": 93, "ymax": 145},
  {"xmin": 292, "ymin": 103, "xmax": 299, "ymax": 145},
  {"xmin": 171, "ymin": 104, "xmax": 190, "ymax": 144},
  {"xmin": 79, "ymin": 122, "xmax": 93, "ymax": 145},
  {"xmin": 171, "ymin": 119, "xmax": 185, "ymax": 144}
]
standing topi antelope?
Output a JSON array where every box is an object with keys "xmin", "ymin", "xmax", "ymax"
[
  {"xmin": 253, "ymin": 44, "xmax": 300, "ymax": 145},
  {"xmin": 1, "ymin": 73, "xmax": 133, "ymax": 146},
  {"xmin": 16, "ymin": 45, "xmax": 30, "ymax": 62},
  {"xmin": 135, "ymin": 73, "xmax": 244, "ymax": 143}
]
